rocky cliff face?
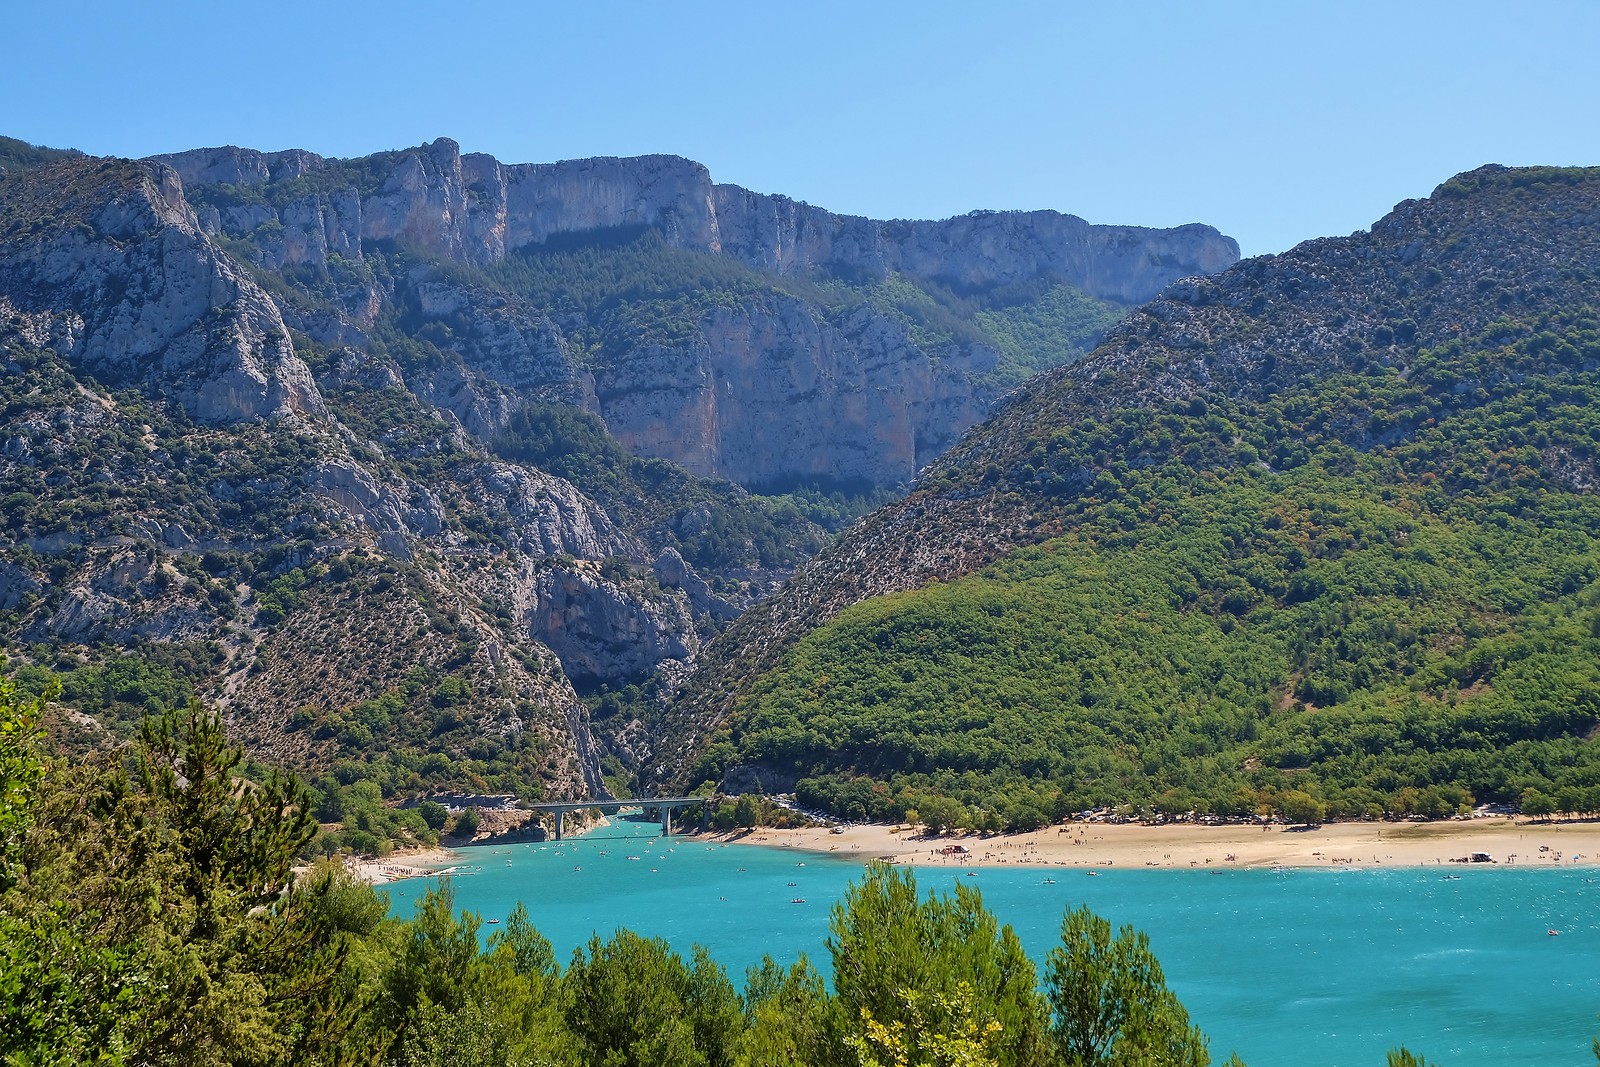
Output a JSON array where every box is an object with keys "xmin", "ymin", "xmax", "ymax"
[
  {"xmin": 593, "ymin": 295, "xmax": 998, "ymax": 486},
  {"xmin": 656, "ymin": 165, "xmax": 1600, "ymax": 783},
  {"xmin": 709, "ymin": 185, "xmax": 1239, "ymax": 303},
  {"xmin": 154, "ymin": 137, "xmax": 1238, "ymax": 491},
  {"xmin": 0, "ymin": 157, "xmax": 323, "ymax": 424},
  {"xmin": 1, "ymin": 134, "xmax": 1238, "ymax": 798},
  {"xmin": 156, "ymin": 138, "xmax": 1236, "ymax": 305}
]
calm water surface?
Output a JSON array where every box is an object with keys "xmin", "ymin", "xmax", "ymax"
[{"xmin": 385, "ymin": 818, "xmax": 1600, "ymax": 1066}]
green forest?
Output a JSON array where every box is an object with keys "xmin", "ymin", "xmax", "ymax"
[
  {"xmin": 695, "ymin": 311, "xmax": 1600, "ymax": 827},
  {"xmin": 1, "ymin": 678, "xmax": 1524, "ymax": 1066},
  {"xmin": 435, "ymin": 227, "xmax": 1124, "ymax": 391}
]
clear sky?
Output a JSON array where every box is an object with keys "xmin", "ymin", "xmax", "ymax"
[{"xmin": 5, "ymin": 0, "xmax": 1597, "ymax": 258}]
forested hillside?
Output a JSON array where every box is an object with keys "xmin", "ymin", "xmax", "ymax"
[
  {"xmin": 0, "ymin": 680, "xmax": 1241, "ymax": 1067},
  {"xmin": 0, "ymin": 136, "xmax": 1233, "ymax": 796},
  {"xmin": 673, "ymin": 167, "xmax": 1600, "ymax": 825}
]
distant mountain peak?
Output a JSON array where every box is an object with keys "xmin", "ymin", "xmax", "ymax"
[
  {"xmin": 0, "ymin": 132, "xmax": 1241, "ymax": 798},
  {"xmin": 656, "ymin": 162, "xmax": 1600, "ymax": 813}
]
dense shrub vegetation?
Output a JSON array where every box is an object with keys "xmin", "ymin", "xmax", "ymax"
[
  {"xmin": 0, "ymin": 135, "xmax": 79, "ymax": 174},
  {"xmin": 0, "ymin": 680, "xmax": 1240, "ymax": 1066},
  {"xmin": 450, "ymin": 228, "xmax": 1123, "ymax": 389},
  {"xmin": 2, "ymin": 684, "xmax": 1584, "ymax": 1065},
  {"xmin": 698, "ymin": 311, "xmax": 1600, "ymax": 825}
]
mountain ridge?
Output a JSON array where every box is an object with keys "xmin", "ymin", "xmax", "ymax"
[
  {"xmin": 0, "ymin": 134, "xmax": 1240, "ymax": 799},
  {"xmin": 151, "ymin": 137, "xmax": 1239, "ymax": 304},
  {"xmin": 148, "ymin": 136, "xmax": 1236, "ymax": 490},
  {"xmin": 660, "ymin": 164, "xmax": 1600, "ymax": 814}
]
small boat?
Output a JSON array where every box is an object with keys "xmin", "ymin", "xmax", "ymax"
[
  {"xmin": 791, "ymin": 898, "xmax": 806, "ymax": 904},
  {"xmin": 1086, "ymin": 871, "xmax": 1099, "ymax": 877},
  {"xmin": 967, "ymin": 871, "xmax": 978, "ymax": 877},
  {"xmin": 1549, "ymin": 929, "xmax": 1560, "ymax": 936},
  {"xmin": 1042, "ymin": 878, "xmax": 1056, "ymax": 884},
  {"xmin": 787, "ymin": 882, "xmax": 798, "ymax": 887},
  {"xmin": 486, "ymin": 919, "xmax": 500, "ymax": 924}
]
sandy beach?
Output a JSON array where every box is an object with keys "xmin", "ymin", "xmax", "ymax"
[
  {"xmin": 332, "ymin": 816, "xmax": 1600, "ymax": 883},
  {"xmin": 345, "ymin": 846, "xmax": 463, "ymax": 885},
  {"xmin": 716, "ymin": 817, "xmax": 1600, "ymax": 870}
]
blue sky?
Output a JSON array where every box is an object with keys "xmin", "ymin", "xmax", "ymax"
[{"xmin": 6, "ymin": 0, "xmax": 1596, "ymax": 257}]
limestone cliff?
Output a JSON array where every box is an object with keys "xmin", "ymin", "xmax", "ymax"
[
  {"xmin": 2, "ymin": 133, "xmax": 1239, "ymax": 799},
  {"xmin": 709, "ymin": 186, "xmax": 1239, "ymax": 304},
  {"xmin": 0, "ymin": 149, "xmax": 770, "ymax": 798},
  {"xmin": 156, "ymin": 137, "xmax": 1239, "ymax": 490},
  {"xmin": 595, "ymin": 295, "xmax": 997, "ymax": 487},
  {"xmin": 156, "ymin": 138, "xmax": 1236, "ymax": 304},
  {"xmin": 152, "ymin": 137, "xmax": 1235, "ymax": 492},
  {"xmin": 0, "ymin": 156, "xmax": 323, "ymax": 424}
]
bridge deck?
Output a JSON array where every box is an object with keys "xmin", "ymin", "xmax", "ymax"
[
  {"xmin": 523, "ymin": 797, "xmax": 705, "ymax": 812},
  {"xmin": 519, "ymin": 797, "xmax": 708, "ymax": 839}
]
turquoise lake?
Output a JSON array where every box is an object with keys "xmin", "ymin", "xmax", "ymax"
[{"xmin": 385, "ymin": 817, "xmax": 1600, "ymax": 1066}]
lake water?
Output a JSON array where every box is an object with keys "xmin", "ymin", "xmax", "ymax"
[{"xmin": 385, "ymin": 817, "xmax": 1600, "ymax": 1066}]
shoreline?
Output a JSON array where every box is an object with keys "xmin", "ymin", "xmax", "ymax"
[
  {"xmin": 349, "ymin": 813, "xmax": 621, "ymax": 885},
  {"xmin": 337, "ymin": 815, "xmax": 1600, "ymax": 881},
  {"xmin": 712, "ymin": 817, "xmax": 1600, "ymax": 871},
  {"xmin": 345, "ymin": 846, "xmax": 464, "ymax": 885}
]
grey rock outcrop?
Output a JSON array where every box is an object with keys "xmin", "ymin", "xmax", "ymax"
[
  {"xmin": 35, "ymin": 546, "xmax": 216, "ymax": 645},
  {"xmin": 0, "ymin": 157, "xmax": 325, "ymax": 425},
  {"xmin": 595, "ymin": 295, "xmax": 994, "ymax": 487},
  {"xmin": 149, "ymin": 137, "xmax": 1238, "ymax": 491},
  {"xmin": 158, "ymin": 138, "xmax": 1236, "ymax": 305},
  {"xmin": 479, "ymin": 463, "xmax": 635, "ymax": 560},
  {"xmin": 653, "ymin": 547, "xmax": 738, "ymax": 622},
  {"xmin": 525, "ymin": 562, "xmax": 698, "ymax": 684},
  {"xmin": 0, "ymin": 561, "xmax": 40, "ymax": 613},
  {"xmin": 154, "ymin": 144, "xmax": 326, "ymax": 187},
  {"xmin": 711, "ymin": 188, "xmax": 1240, "ymax": 304}
]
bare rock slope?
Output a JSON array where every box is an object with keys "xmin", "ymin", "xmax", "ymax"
[
  {"xmin": 0, "ymin": 135, "xmax": 1238, "ymax": 797},
  {"xmin": 155, "ymin": 137, "xmax": 1238, "ymax": 490}
]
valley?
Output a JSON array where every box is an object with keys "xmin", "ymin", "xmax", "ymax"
[
  {"xmin": 0, "ymin": 134, "xmax": 1236, "ymax": 801},
  {"xmin": 671, "ymin": 166, "xmax": 1600, "ymax": 831},
  {"xmin": 5, "ymin": 128, "xmax": 1600, "ymax": 1066}
]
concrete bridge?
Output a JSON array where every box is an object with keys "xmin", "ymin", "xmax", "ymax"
[{"xmin": 524, "ymin": 797, "xmax": 707, "ymax": 840}]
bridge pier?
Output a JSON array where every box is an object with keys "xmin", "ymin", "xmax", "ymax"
[{"xmin": 522, "ymin": 796, "xmax": 705, "ymax": 841}]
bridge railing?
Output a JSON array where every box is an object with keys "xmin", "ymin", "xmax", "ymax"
[{"xmin": 519, "ymin": 797, "xmax": 709, "ymax": 839}]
